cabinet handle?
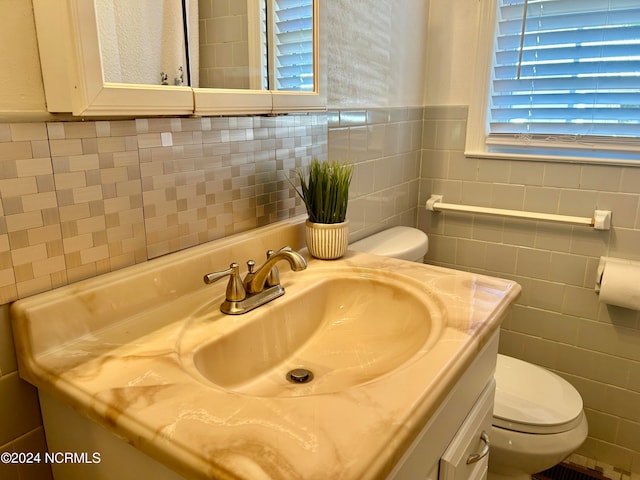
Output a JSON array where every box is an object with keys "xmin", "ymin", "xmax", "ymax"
[{"xmin": 466, "ymin": 431, "xmax": 490, "ymax": 465}]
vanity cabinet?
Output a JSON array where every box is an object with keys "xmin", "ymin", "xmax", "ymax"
[
  {"xmin": 439, "ymin": 381, "xmax": 494, "ymax": 480},
  {"xmin": 387, "ymin": 331, "xmax": 499, "ymax": 480},
  {"xmin": 12, "ymin": 216, "xmax": 520, "ymax": 480},
  {"xmin": 36, "ymin": 331, "xmax": 501, "ymax": 480}
]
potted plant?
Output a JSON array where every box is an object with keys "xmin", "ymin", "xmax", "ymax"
[{"xmin": 293, "ymin": 158, "xmax": 354, "ymax": 259}]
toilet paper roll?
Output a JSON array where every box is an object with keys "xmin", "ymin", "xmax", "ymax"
[{"xmin": 599, "ymin": 261, "xmax": 640, "ymax": 310}]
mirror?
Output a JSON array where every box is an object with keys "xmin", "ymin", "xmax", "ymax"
[
  {"xmin": 95, "ymin": 0, "xmax": 191, "ymax": 86},
  {"xmin": 94, "ymin": 0, "xmax": 315, "ymax": 93}
]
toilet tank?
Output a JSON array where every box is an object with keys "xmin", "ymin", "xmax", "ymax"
[{"xmin": 349, "ymin": 226, "xmax": 428, "ymax": 262}]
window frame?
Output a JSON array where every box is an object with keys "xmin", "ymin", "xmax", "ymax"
[{"xmin": 465, "ymin": 0, "xmax": 640, "ymax": 167}]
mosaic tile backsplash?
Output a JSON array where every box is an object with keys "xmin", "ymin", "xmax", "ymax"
[
  {"xmin": 0, "ymin": 108, "xmax": 424, "ymax": 305},
  {"xmin": 0, "ymin": 115, "xmax": 326, "ymax": 304}
]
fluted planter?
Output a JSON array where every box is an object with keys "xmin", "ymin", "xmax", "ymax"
[{"xmin": 305, "ymin": 219, "xmax": 349, "ymax": 260}]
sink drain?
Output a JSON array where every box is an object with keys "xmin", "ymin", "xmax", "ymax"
[{"xmin": 286, "ymin": 368, "xmax": 314, "ymax": 384}]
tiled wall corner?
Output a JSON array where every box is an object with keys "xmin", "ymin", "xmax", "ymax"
[
  {"xmin": 0, "ymin": 426, "xmax": 52, "ymax": 480},
  {"xmin": 418, "ymin": 105, "xmax": 640, "ymax": 474},
  {"xmin": 0, "ymin": 304, "xmax": 52, "ymax": 479},
  {"xmin": 328, "ymin": 107, "xmax": 422, "ymax": 241}
]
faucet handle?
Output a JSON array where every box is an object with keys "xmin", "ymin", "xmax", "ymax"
[
  {"xmin": 246, "ymin": 260, "xmax": 256, "ymax": 274},
  {"xmin": 203, "ymin": 263, "xmax": 246, "ymax": 302}
]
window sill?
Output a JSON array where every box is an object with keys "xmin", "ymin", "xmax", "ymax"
[{"xmin": 464, "ymin": 149, "xmax": 640, "ymax": 168}]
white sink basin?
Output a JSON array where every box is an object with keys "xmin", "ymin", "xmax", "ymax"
[{"xmin": 185, "ymin": 271, "xmax": 443, "ymax": 397}]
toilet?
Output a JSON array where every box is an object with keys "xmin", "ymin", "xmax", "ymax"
[
  {"xmin": 350, "ymin": 226, "xmax": 588, "ymax": 479},
  {"xmin": 488, "ymin": 354, "xmax": 588, "ymax": 479}
]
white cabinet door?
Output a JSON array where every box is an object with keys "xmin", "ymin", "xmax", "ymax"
[{"xmin": 439, "ymin": 380, "xmax": 495, "ymax": 480}]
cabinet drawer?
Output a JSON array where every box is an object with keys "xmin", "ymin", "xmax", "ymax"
[{"xmin": 439, "ymin": 379, "xmax": 495, "ymax": 480}]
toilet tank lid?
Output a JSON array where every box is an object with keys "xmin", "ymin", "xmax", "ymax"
[
  {"xmin": 493, "ymin": 354, "xmax": 584, "ymax": 433},
  {"xmin": 349, "ymin": 226, "xmax": 428, "ymax": 261}
]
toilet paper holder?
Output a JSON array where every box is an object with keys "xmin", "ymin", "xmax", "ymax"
[{"xmin": 595, "ymin": 256, "xmax": 640, "ymax": 293}]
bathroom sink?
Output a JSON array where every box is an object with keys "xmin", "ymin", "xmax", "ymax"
[
  {"xmin": 11, "ymin": 217, "xmax": 521, "ymax": 480},
  {"xmin": 184, "ymin": 271, "xmax": 443, "ymax": 397}
]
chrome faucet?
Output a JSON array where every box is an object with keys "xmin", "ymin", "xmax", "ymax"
[{"xmin": 203, "ymin": 246, "xmax": 307, "ymax": 315}]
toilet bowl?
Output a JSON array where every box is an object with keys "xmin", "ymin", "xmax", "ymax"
[
  {"xmin": 351, "ymin": 227, "xmax": 588, "ymax": 480},
  {"xmin": 488, "ymin": 354, "xmax": 588, "ymax": 479}
]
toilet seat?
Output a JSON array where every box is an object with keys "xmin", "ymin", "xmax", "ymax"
[{"xmin": 493, "ymin": 354, "xmax": 584, "ymax": 434}]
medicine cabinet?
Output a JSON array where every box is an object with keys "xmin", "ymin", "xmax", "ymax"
[{"xmin": 32, "ymin": 0, "xmax": 323, "ymax": 117}]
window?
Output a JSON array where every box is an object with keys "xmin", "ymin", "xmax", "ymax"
[
  {"xmin": 467, "ymin": 0, "xmax": 640, "ymax": 163},
  {"xmin": 269, "ymin": 0, "xmax": 314, "ymax": 91},
  {"xmin": 250, "ymin": 0, "xmax": 314, "ymax": 92}
]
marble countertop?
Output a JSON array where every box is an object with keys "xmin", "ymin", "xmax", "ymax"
[{"xmin": 11, "ymin": 218, "xmax": 520, "ymax": 479}]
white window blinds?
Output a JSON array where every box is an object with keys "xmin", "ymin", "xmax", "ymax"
[
  {"xmin": 488, "ymin": 0, "xmax": 640, "ymax": 155},
  {"xmin": 271, "ymin": 0, "xmax": 314, "ymax": 91}
]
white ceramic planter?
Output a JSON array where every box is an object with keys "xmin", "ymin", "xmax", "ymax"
[{"xmin": 305, "ymin": 219, "xmax": 349, "ymax": 259}]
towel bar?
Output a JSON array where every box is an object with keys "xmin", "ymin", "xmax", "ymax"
[{"xmin": 426, "ymin": 195, "xmax": 611, "ymax": 231}]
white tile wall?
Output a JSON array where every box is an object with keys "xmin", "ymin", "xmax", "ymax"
[
  {"xmin": 0, "ymin": 304, "xmax": 52, "ymax": 480},
  {"xmin": 419, "ymin": 105, "xmax": 640, "ymax": 475},
  {"xmin": 328, "ymin": 107, "xmax": 422, "ymax": 240}
]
